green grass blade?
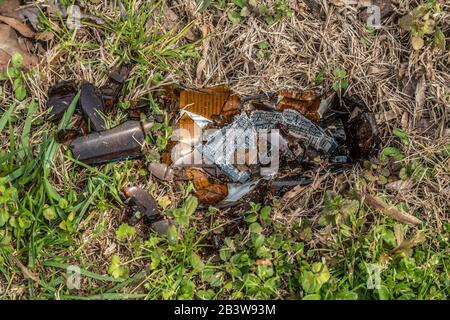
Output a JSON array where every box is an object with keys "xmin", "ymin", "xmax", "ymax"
[
  {"xmin": 43, "ymin": 261, "xmax": 123, "ymax": 283},
  {"xmin": 0, "ymin": 103, "xmax": 15, "ymax": 133},
  {"xmin": 18, "ymin": 100, "xmax": 38, "ymax": 160},
  {"xmin": 61, "ymin": 293, "xmax": 147, "ymax": 300}
]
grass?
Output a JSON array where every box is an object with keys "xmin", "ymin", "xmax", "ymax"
[{"xmin": 0, "ymin": 0, "xmax": 449, "ymax": 300}]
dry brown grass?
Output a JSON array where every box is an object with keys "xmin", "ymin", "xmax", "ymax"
[{"xmin": 172, "ymin": 0, "xmax": 449, "ymax": 226}]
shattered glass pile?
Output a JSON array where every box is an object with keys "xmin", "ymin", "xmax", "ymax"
[
  {"xmin": 163, "ymin": 86, "xmax": 380, "ymax": 206},
  {"xmin": 46, "ymin": 76, "xmax": 380, "ymax": 232}
]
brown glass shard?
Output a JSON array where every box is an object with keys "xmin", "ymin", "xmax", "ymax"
[
  {"xmin": 148, "ymin": 163, "xmax": 174, "ymax": 181},
  {"xmin": 54, "ymin": 129, "xmax": 81, "ymax": 144},
  {"xmin": 128, "ymin": 101, "xmax": 149, "ymax": 120},
  {"xmin": 341, "ymin": 96, "xmax": 380, "ymax": 159},
  {"xmin": 101, "ymin": 65, "xmax": 130, "ymax": 111},
  {"xmin": 79, "ymin": 83, "xmax": 106, "ymax": 132},
  {"xmin": 276, "ymin": 89, "xmax": 335, "ymax": 122},
  {"xmin": 124, "ymin": 186, "xmax": 161, "ymax": 225},
  {"xmin": 108, "ymin": 65, "xmax": 130, "ymax": 84},
  {"xmin": 166, "ymin": 85, "xmax": 380, "ymax": 205},
  {"xmin": 185, "ymin": 167, "xmax": 228, "ymax": 204},
  {"xmin": 69, "ymin": 120, "xmax": 153, "ymax": 165},
  {"xmin": 269, "ymin": 177, "xmax": 313, "ymax": 196},
  {"xmin": 180, "ymin": 86, "xmax": 241, "ymax": 121},
  {"xmin": 47, "ymin": 81, "xmax": 77, "ymax": 121},
  {"xmin": 179, "ymin": 85, "xmax": 241, "ymax": 140},
  {"xmin": 151, "ymin": 219, "xmax": 172, "ymax": 235}
]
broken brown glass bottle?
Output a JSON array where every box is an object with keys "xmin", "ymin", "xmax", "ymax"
[
  {"xmin": 123, "ymin": 186, "xmax": 161, "ymax": 224},
  {"xmin": 165, "ymin": 85, "xmax": 380, "ymax": 205},
  {"xmin": 47, "ymin": 81, "xmax": 77, "ymax": 121},
  {"xmin": 69, "ymin": 120, "xmax": 153, "ymax": 165},
  {"xmin": 79, "ymin": 82, "xmax": 106, "ymax": 132},
  {"xmin": 123, "ymin": 186, "xmax": 172, "ymax": 235},
  {"xmin": 101, "ymin": 65, "xmax": 130, "ymax": 111}
]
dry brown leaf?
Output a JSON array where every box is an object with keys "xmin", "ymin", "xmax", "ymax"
[
  {"xmin": 401, "ymin": 111, "xmax": 410, "ymax": 130},
  {"xmin": 185, "ymin": 167, "xmax": 229, "ymax": 204},
  {"xmin": 8, "ymin": 254, "xmax": 39, "ymax": 282},
  {"xmin": 328, "ymin": 0, "xmax": 348, "ymax": 6},
  {"xmin": 0, "ymin": 0, "xmax": 20, "ymax": 17},
  {"xmin": 389, "ymin": 231, "xmax": 426, "ymax": 255},
  {"xmin": 393, "ymin": 223, "xmax": 404, "ymax": 246},
  {"xmin": 357, "ymin": 190, "xmax": 422, "ymax": 225},
  {"xmin": 281, "ymin": 184, "xmax": 307, "ymax": 204},
  {"xmin": 415, "ymin": 75, "xmax": 426, "ymax": 108},
  {"xmin": 196, "ymin": 24, "xmax": 210, "ymax": 84},
  {"xmin": 0, "ymin": 15, "xmax": 35, "ymax": 37},
  {"xmin": 385, "ymin": 180, "xmax": 413, "ymax": 192},
  {"xmin": 287, "ymin": 0, "xmax": 306, "ymax": 14},
  {"xmin": 255, "ymin": 259, "xmax": 272, "ymax": 266},
  {"xmin": 375, "ymin": 110, "xmax": 397, "ymax": 122},
  {"xmin": 35, "ymin": 31, "xmax": 54, "ymax": 42},
  {"xmin": 0, "ymin": 23, "xmax": 38, "ymax": 72}
]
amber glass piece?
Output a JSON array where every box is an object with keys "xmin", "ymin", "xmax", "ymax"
[
  {"xmin": 185, "ymin": 167, "xmax": 228, "ymax": 204},
  {"xmin": 148, "ymin": 163, "xmax": 174, "ymax": 181},
  {"xmin": 101, "ymin": 65, "xmax": 130, "ymax": 111},
  {"xmin": 124, "ymin": 186, "xmax": 161, "ymax": 224},
  {"xmin": 276, "ymin": 90, "xmax": 335, "ymax": 122},
  {"xmin": 179, "ymin": 86, "xmax": 241, "ymax": 122}
]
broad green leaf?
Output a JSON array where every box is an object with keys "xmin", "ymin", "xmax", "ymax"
[
  {"xmin": 302, "ymin": 294, "xmax": 321, "ymax": 300},
  {"xmin": 228, "ymin": 11, "xmax": 241, "ymax": 24},
  {"xmin": 108, "ymin": 255, "xmax": 127, "ymax": 279},
  {"xmin": 332, "ymin": 68, "xmax": 347, "ymax": 79},
  {"xmin": 252, "ymin": 234, "xmax": 265, "ymax": 248},
  {"xmin": 339, "ymin": 79, "xmax": 349, "ymax": 90},
  {"xmin": 184, "ymin": 195, "xmax": 198, "ymax": 216},
  {"xmin": 234, "ymin": 0, "xmax": 247, "ymax": 8},
  {"xmin": 43, "ymin": 206, "xmax": 57, "ymax": 221},
  {"xmin": 249, "ymin": 222, "xmax": 262, "ymax": 234},
  {"xmin": 260, "ymin": 205, "xmax": 271, "ymax": 224},
  {"xmin": 382, "ymin": 228, "xmax": 396, "ymax": 248},
  {"xmin": 311, "ymin": 262, "xmax": 330, "ymax": 285},
  {"xmin": 197, "ymin": 289, "xmax": 215, "ymax": 300},
  {"xmin": 240, "ymin": 6, "xmax": 250, "ymax": 17},
  {"xmin": 166, "ymin": 224, "xmax": 178, "ymax": 245},
  {"xmin": 11, "ymin": 53, "xmax": 23, "ymax": 69},
  {"xmin": 301, "ymin": 271, "xmax": 321, "ymax": 293},
  {"xmin": 0, "ymin": 210, "xmax": 9, "ymax": 227},
  {"xmin": 380, "ymin": 147, "xmax": 404, "ymax": 162},
  {"xmin": 189, "ymin": 252, "xmax": 204, "ymax": 271},
  {"xmin": 256, "ymin": 265, "xmax": 273, "ymax": 279},
  {"xmin": 378, "ymin": 285, "xmax": 390, "ymax": 300},
  {"xmin": 14, "ymin": 85, "xmax": 26, "ymax": 101},
  {"xmin": 116, "ymin": 223, "xmax": 136, "ymax": 240}
]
